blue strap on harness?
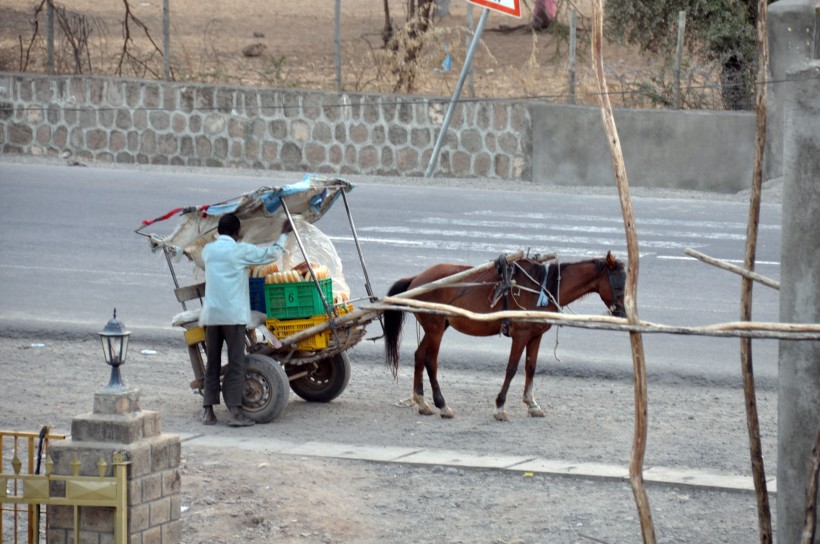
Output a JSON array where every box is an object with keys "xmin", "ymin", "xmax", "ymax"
[{"xmin": 537, "ymin": 263, "xmax": 550, "ymax": 307}]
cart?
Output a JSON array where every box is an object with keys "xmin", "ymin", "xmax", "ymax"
[{"xmin": 136, "ymin": 175, "xmax": 381, "ymax": 423}]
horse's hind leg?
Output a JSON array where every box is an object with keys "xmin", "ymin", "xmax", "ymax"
[
  {"xmin": 493, "ymin": 337, "xmax": 527, "ymax": 421},
  {"xmin": 522, "ymin": 335, "xmax": 546, "ymax": 418},
  {"xmin": 414, "ymin": 325, "xmax": 454, "ymax": 419}
]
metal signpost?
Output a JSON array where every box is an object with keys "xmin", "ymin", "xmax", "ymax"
[{"xmin": 424, "ymin": 0, "xmax": 521, "ymax": 178}]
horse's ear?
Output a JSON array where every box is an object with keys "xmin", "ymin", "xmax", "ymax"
[{"xmin": 605, "ymin": 251, "xmax": 617, "ymax": 269}]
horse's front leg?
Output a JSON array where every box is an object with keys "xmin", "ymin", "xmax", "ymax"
[
  {"xmin": 522, "ymin": 334, "xmax": 545, "ymax": 418},
  {"xmin": 494, "ymin": 336, "xmax": 527, "ymax": 421}
]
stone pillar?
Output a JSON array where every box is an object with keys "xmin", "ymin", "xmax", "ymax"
[
  {"xmin": 47, "ymin": 387, "xmax": 182, "ymax": 543},
  {"xmin": 777, "ymin": 62, "xmax": 820, "ymax": 544}
]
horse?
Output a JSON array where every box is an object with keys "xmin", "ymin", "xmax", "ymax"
[{"xmin": 383, "ymin": 251, "xmax": 626, "ymax": 421}]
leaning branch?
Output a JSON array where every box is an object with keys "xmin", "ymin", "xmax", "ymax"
[{"xmin": 685, "ymin": 248, "xmax": 779, "ymax": 290}]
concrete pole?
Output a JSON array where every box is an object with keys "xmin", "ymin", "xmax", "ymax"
[
  {"xmin": 466, "ymin": 4, "xmax": 474, "ymax": 98},
  {"xmin": 46, "ymin": 0, "xmax": 54, "ymax": 75},
  {"xmin": 335, "ymin": 0, "xmax": 342, "ymax": 92},
  {"xmin": 777, "ymin": 62, "xmax": 820, "ymax": 544},
  {"xmin": 162, "ymin": 0, "xmax": 170, "ymax": 80},
  {"xmin": 672, "ymin": 11, "xmax": 686, "ymax": 110},
  {"xmin": 765, "ymin": 1, "xmax": 817, "ymax": 183},
  {"xmin": 567, "ymin": 9, "xmax": 576, "ymax": 104}
]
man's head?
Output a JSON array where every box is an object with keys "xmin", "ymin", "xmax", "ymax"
[{"xmin": 217, "ymin": 213, "xmax": 241, "ymax": 239}]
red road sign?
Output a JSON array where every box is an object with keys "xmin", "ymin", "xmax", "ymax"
[{"xmin": 465, "ymin": 0, "xmax": 521, "ymax": 18}]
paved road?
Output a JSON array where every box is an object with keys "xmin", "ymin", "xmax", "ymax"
[{"xmin": 0, "ymin": 159, "xmax": 781, "ymax": 386}]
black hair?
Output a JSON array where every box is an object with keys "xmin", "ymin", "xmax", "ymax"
[{"xmin": 217, "ymin": 213, "xmax": 241, "ymax": 237}]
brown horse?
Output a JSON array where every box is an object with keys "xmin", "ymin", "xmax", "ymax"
[{"xmin": 383, "ymin": 252, "xmax": 626, "ymax": 421}]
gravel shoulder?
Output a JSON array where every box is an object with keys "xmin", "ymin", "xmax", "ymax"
[{"xmin": 0, "ymin": 331, "xmax": 778, "ymax": 543}]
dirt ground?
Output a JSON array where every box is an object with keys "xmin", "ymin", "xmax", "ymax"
[
  {"xmin": 0, "ymin": 329, "xmax": 779, "ymax": 543},
  {"xmin": 0, "ymin": 0, "xmax": 695, "ymax": 108}
]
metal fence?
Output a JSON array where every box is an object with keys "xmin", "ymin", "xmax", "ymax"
[{"xmin": 1, "ymin": 430, "xmax": 128, "ymax": 544}]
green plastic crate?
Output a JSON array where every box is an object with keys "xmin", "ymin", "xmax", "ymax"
[{"xmin": 265, "ymin": 278, "xmax": 333, "ymax": 319}]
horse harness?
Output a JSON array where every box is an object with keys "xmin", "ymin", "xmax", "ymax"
[
  {"xmin": 491, "ymin": 255, "xmax": 559, "ymax": 337},
  {"xmin": 490, "ymin": 254, "xmax": 627, "ymax": 335},
  {"xmin": 491, "ymin": 255, "xmax": 515, "ymax": 336}
]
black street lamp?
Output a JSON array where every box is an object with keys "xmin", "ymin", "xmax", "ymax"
[{"xmin": 98, "ymin": 309, "xmax": 131, "ymax": 391}]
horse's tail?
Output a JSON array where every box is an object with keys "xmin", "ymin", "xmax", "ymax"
[{"xmin": 384, "ymin": 276, "xmax": 413, "ymax": 378}]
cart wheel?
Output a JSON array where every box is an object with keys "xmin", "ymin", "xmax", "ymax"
[
  {"xmin": 242, "ymin": 353, "xmax": 289, "ymax": 423},
  {"xmin": 289, "ymin": 352, "xmax": 351, "ymax": 403}
]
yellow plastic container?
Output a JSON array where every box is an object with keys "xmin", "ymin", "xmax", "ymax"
[
  {"xmin": 184, "ymin": 326, "xmax": 205, "ymax": 346},
  {"xmin": 267, "ymin": 314, "xmax": 330, "ymax": 350}
]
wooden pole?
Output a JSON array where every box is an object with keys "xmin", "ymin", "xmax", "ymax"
[
  {"xmin": 591, "ymin": 2, "xmax": 655, "ymax": 542},
  {"xmin": 740, "ymin": 0, "xmax": 773, "ymax": 541}
]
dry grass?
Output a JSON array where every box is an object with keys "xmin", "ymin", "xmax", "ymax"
[{"xmin": 0, "ymin": 0, "xmax": 725, "ymax": 108}]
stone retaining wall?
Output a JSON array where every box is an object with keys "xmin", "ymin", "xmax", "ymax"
[{"xmin": 0, "ymin": 73, "xmax": 532, "ymax": 180}]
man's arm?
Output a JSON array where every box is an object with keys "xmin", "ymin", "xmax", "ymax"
[{"xmin": 237, "ymin": 219, "xmax": 293, "ymax": 265}]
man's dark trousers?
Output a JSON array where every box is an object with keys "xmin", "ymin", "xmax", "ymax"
[{"xmin": 203, "ymin": 324, "xmax": 246, "ymax": 407}]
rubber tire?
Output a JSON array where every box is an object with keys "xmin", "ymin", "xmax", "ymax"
[
  {"xmin": 242, "ymin": 353, "xmax": 289, "ymax": 423},
  {"xmin": 289, "ymin": 352, "xmax": 351, "ymax": 403}
]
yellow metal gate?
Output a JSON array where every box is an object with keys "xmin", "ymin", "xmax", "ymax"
[{"xmin": 1, "ymin": 429, "xmax": 128, "ymax": 544}]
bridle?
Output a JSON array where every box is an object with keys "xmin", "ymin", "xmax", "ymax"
[
  {"xmin": 514, "ymin": 257, "xmax": 627, "ymax": 318},
  {"xmin": 607, "ymin": 265, "xmax": 627, "ymax": 318}
]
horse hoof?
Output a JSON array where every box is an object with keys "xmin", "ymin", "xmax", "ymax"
[
  {"xmin": 528, "ymin": 407, "xmax": 546, "ymax": 418},
  {"xmin": 440, "ymin": 407, "xmax": 454, "ymax": 419},
  {"xmin": 493, "ymin": 411, "xmax": 508, "ymax": 422},
  {"xmin": 418, "ymin": 406, "xmax": 435, "ymax": 416}
]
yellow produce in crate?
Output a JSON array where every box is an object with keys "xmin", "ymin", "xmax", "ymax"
[{"xmin": 264, "ymin": 265, "xmax": 331, "ymax": 284}]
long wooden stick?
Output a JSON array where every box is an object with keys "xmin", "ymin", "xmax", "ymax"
[
  {"xmin": 373, "ymin": 298, "xmax": 820, "ymax": 339},
  {"xmin": 591, "ymin": 3, "xmax": 654, "ymax": 541},
  {"xmin": 685, "ymin": 248, "xmax": 779, "ymax": 290},
  {"xmin": 740, "ymin": 1, "xmax": 773, "ymax": 541},
  {"xmin": 274, "ymin": 251, "xmax": 526, "ymax": 347},
  {"xmin": 272, "ymin": 293, "xmax": 820, "ymax": 353}
]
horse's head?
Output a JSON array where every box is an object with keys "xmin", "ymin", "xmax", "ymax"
[{"xmin": 597, "ymin": 251, "xmax": 626, "ymax": 318}]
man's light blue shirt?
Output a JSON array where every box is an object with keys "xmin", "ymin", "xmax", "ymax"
[{"xmin": 199, "ymin": 234, "xmax": 287, "ymax": 326}]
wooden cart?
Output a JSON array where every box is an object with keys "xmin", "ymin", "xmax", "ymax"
[{"xmin": 136, "ymin": 176, "xmax": 380, "ymax": 422}]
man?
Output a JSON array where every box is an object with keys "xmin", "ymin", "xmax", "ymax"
[{"xmin": 199, "ymin": 213, "xmax": 291, "ymax": 427}]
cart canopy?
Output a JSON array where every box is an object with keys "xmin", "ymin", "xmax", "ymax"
[{"xmin": 138, "ymin": 175, "xmax": 353, "ymax": 270}]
